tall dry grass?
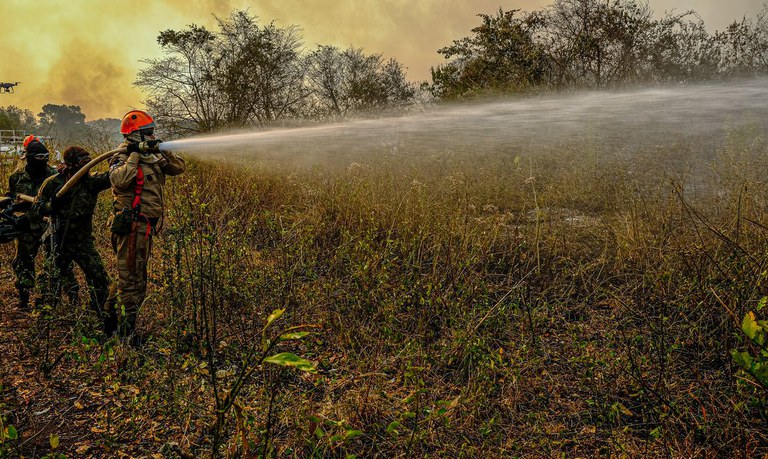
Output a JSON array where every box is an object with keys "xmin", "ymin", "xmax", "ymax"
[{"xmin": 3, "ymin": 125, "xmax": 768, "ymax": 457}]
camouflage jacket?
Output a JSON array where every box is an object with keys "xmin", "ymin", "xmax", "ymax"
[
  {"xmin": 109, "ymin": 143, "xmax": 185, "ymax": 220},
  {"xmin": 6, "ymin": 165, "xmax": 57, "ymax": 210},
  {"xmin": 32, "ymin": 171, "xmax": 111, "ymax": 240},
  {"xmin": 6, "ymin": 165, "xmax": 57, "ymax": 237}
]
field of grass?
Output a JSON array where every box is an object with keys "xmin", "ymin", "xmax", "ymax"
[{"xmin": 1, "ymin": 125, "xmax": 768, "ymax": 458}]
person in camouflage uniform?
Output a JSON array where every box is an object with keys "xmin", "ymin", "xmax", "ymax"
[
  {"xmin": 6, "ymin": 136, "xmax": 76, "ymax": 309},
  {"xmin": 106, "ymin": 110, "xmax": 185, "ymax": 341},
  {"xmin": 33, "ymin": 146, "xmax": 111, "ymax": 330}
]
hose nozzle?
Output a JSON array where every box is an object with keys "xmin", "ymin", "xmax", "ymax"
[{"xmin": 138, "ymin": 139, "xmax": 163, "ymax": 153}]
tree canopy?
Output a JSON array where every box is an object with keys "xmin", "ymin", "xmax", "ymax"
[
  {"xmin": 429, "ymin": 0, "xmax": 768, "ymax": 98},
  {"xmin": 0, "ymin": 106, "xmax": 35, "ymax": 131},
  {"xmin": 36, "ymin": 104, "xmax": 88, "ymax": 145},
  {"xmin": 305, "ymin": 45, "xmax": 415, "ymax": 119},
  {"xmin": 5, "ymin": 1, "xmax": 768, "ymax": 136},
  {"xmin": 136, "ymin": 10, "xmax": 417, "ymax": 135}
]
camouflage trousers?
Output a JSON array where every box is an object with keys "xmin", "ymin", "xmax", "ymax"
[
  {"xmin": 106, "ymin": 229, "xmax": 153, "ymax": 337},
  {"xmin": 38, "ymin": 235, "xmax": 110, "ymax": 317},
  {"xmin": 13, "ymin": 232, "xmax": 77, "ymax": 297}
]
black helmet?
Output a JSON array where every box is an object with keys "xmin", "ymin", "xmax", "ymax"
[{"xmin": 62, "ymin": 145, "xmax": 91, "ymax": 167}]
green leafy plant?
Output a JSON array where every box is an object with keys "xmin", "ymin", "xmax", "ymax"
[
  {"xmin": 307, "ymin": 415, "xmax": 363, "ymax": 457},
  {"xmin": 39, "ymin": 433, "xmax": 66, "ymax": 459},
  {"xmin": 210, "ymin": 308, "xmax": 317, "ymax": 457},
  {"xmin": 0, "ymin": 424, "xmax": 18, "ymax": 458},
  {"xmin": 732, "ymin": 308, "xmax": 768, "ymax": 390}
]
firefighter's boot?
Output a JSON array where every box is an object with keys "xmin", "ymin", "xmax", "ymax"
[
  {"xmin": 102, "ymin": 310, "xmax": 118, "ymax": 339},
  {"xmin": 16, "ymin": 290, "xmax": 29, "ymax": 311}
]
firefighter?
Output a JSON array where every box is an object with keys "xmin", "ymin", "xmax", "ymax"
[
  {"xmin": 106, "ymin": 110, "xmax": 185, "ymax": 341},
  {"xmin": 33, "ymin": 146, "xmax": 111, "ymax": 329},
  {"xmin": 6, "ymin": 136, "xmax": 75, "ymax": 309}
]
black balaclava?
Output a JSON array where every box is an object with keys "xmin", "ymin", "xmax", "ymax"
[{"xmin": 24, "ymin": 140, "xmax": 50, "ymax": 178}]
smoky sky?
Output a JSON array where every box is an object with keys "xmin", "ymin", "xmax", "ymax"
[{"xmin": 0, "ymin": 0, "xmax": 763, "ymax": 120}]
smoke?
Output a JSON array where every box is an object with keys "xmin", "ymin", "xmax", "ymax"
[
  {"xmin": 0, "ymin": 0, "xmax": 763, "ymax": 121},
  {"xmin": 0, "ymin": 0, "xmax": 230, "ymax": 120},
  {"xmin": 43, "ymin": 38, "xmax": 133, "ymax": 117},
  {"xmin": 221, "ymin": 0, "xmax": 547, "ymax": 79}
]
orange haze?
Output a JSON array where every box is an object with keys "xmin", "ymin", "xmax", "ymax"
[{"xmin": 0, "ymin": 0, "xmax": 763, "ymax": 120}]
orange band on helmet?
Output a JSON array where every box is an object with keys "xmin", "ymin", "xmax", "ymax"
[
  {"xmin": 120, "ymin": 110, "xmax": 157, "ymax": 135},
  {"xmin": 22, "ymin": 135, "xmax": 40, "ymax": 149}
]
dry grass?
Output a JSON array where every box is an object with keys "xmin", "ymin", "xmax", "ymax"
[{"xmin": 2, "ymin": 126, "xmax": 768, "ymax": 458}]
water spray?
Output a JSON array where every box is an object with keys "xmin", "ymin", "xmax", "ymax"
[
  {"xmin": 156, "ymin": 79, "xmax": 768, "ymax": 161},
  {"xmin": 53, "ymin": 78, "xmax": 768, "ymax": 195}
]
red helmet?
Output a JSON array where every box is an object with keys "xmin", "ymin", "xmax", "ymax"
[
  {"xmin": 22, "ymin": 134, "xmax": 42, "ymax": 150},
  {"xmin": 120, "ymin": 110, "xmax": 156, "ymax": 136}
]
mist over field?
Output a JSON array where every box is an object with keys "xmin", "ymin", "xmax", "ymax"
[{"xmin": 166, "ymin": 78, "xmax": 768, "ymax": 158}]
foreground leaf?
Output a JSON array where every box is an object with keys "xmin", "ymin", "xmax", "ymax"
[
  {"xmin": 344, "ymin": 429, "xmax": 364, "ymax": 440},
  {"xmin": 263, "ymin": 353, "xmax": 317, "ymax": 373},
  {"xmin": 279, "ymin": 332, "xmax": 310, "ymax": 341},
  {"xmin": 732, "ymin": 350, "xmax": 754, "ymax": 370},
  {"xmin": 265, "ymin": 309, "xmax": 285, "ymax": 329},
  {"xmin": 742, "ymin": 312, "xmax": 760, "ymax": 340}
]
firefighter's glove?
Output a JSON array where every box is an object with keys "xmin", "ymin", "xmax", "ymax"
[{"xmin": 126, "ymin": 142, "xmax": 141, "ymax": 154}]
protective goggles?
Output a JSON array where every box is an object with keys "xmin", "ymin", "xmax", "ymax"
[
  {"xmin": 66, "ymin": 155, "xmax": 91, "ymax": 166},
  {"xmin": 141, "ymin": 128, "xmax": 155, "ymax": 137},
  {"xmin": 27, "ymin": 152, "xmax": 49, "ymax": 161}
]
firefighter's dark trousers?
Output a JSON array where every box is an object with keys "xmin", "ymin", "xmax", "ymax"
[{"xmin": 39, "ymin": 235, "xmax": 109, "ymax": 320}]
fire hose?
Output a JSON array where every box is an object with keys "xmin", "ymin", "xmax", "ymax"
[
  {"xmin": 55, "ymin": 148, "xmax": 124, "ymax": 198},
  {"xmin": 55, "ymin": 141, "xmax": 162, "ymax": 198},
  {"xmin": 0, "ymin": 142, "xmax": 161, "ymax": 244}
]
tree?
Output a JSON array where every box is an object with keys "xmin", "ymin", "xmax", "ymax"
[
  {"xmin": 428, "ymin": 1, "xmax": 768, "ymax": 97},
  {"xmin": 137, "ymin": 24, "xmax": 222, "ymax": 135},
  {"xmin": 429, "ymin": 9, "xmax": 548, "ymax": 98},
  {"xmin": 305, "ymin": 46, "xmax": 416, "ymax": 118},
  {"xmin": 37, "ymin": 104, "xmax": 87, "ymax": 145},
  {"xmin": 711, "ymin": 7, "xmax": 768, "ymax": 77},
  {"xmin": 539, "ymin": 0, "xmax": 663, "ymax": 88},
  {"xmin": 0, "ymin": 106, "xmax": 36, "ymax": 131},
  {"xmin": 643, "ymin": 13, "xmax": 718, "ymax": 83},
  {"xmin": 82, "ymin": 118, "xmax": 123, "ymax": 152},
  {"xmin": 37, "ymin": 104, "xmax": 85, "ymax": 128},
  {"xmin": 137, "ymin": 9, "xmax": 418, "ymax": 133},
  {"xmin": 137, "ymin": 10, "xmax": 309, "ymax": 135},
  {"xmin": 215, "ymin": 11, "xmax": 308, "ymax": 125},
  {"xmin": 304, "ymin": 45, "xmax": 346, "ymax": 117}
]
